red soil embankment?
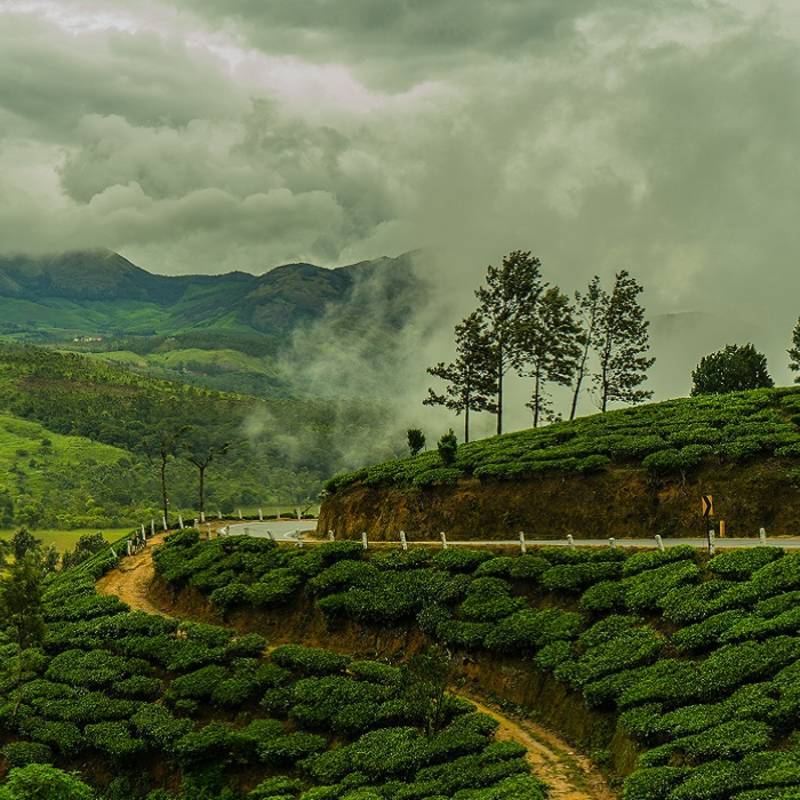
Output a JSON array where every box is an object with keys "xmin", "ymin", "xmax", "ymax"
[{"xmin": 318, "ymin": 460, "xmax": 800, "ymax": 540}]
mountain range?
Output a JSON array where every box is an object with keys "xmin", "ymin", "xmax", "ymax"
[
  {"xmin": 0, "ymin": 248, "xmax": 421, "ymax": 339},
  {"xmin": 0, "ymin": 249, "xmax": 425, "ymax": 398}
]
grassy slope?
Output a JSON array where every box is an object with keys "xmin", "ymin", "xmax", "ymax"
[
  {"xmin": 326, "ymin": 387, "xmax": 800, "ymax": 493},
  {"xmin": 0, "ymin": 344, "xmax": 376, "ymax": 529}
]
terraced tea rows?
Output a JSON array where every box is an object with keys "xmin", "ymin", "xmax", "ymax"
[
  {"xmin": 154, "ymin": 532, "xmax": 800, "ymax": 799},
  {"xmin": 0, "ymin": 546, "xmax": 545, "ymax": 799}
]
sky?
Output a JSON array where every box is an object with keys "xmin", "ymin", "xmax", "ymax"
[{"xmin": 2, "ymin": 0, "xmax": 800, "ymax": 408}]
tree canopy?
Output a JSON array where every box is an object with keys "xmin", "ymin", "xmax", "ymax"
[{"xmin": 692, "ymin": 343, "xmax": 773, "ymax": 395}]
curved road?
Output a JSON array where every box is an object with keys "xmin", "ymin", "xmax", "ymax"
[
  {"xmin": 96, "ymin": 530, "xmax": 615, "ymax": 800},
  {"xmin": 225, "ymin": 520, "xmax": 317, "ymax": 541}
]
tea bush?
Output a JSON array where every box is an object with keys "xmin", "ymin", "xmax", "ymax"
[{"xmin": 148, "ymin": 533, "xmax": 800, "ymax": 800}]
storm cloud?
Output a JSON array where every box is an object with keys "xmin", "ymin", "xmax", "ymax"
[{"xmin": 2, "ymin": 0, "xmax": 800, "ymax": 411}]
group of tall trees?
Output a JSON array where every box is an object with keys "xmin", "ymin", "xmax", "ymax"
[
  {"xmin": 425, "ymin": 251, "xmax": 654, "ymax": 440},
  {"xmin": 145, "ymin": 427, "xmax": 232, "ymax": 524}
]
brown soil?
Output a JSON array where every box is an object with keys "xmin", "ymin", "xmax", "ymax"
[
  {"xmin": 96, "ymin": 533, "xmax": 169, "ymax": 616},
  {"xmin": 467, "ymin": 695, "xmax": 616, "ymax": 800},
  {"xmin": 96, "ymin": 539, "xmax": 618, "ymax": 800},
  {"xmin": 318, "ymin": 460, "xmax": 800, "ymax": 540}
]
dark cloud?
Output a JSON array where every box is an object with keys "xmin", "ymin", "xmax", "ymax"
[{"xmin": 1, "ymin": 0, "xmax": 800, "ymax": 404}]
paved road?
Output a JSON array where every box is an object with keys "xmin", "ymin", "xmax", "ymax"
[
  {"xmin": 226, "ymin": 519, "xmax": 318, "ymax": 541},
  {"xmin": 222, "ymin": 524, "xmax": 800, "ymax": 551},
  {"xmin": 433, "ymin": 536, "xmax": 800, "ymax": 550}
]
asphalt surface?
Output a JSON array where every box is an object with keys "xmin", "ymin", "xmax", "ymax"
[
  {"xmin": 222, "ymin": 523, "xmax": 800, "ymax": 551},
  {"xmin": 226, "ymin": 519, "xmax": 318, "ymax": 541}
]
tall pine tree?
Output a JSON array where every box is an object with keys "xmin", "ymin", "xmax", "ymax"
[
  {"xmin": 514, "ymin": 287, "xmax": 581, "ymax": 428},
  {"xmin": 424, "ymin": 312, "xmax": 498, "ymax": 443},
  {"xmin": 569, "ymin": 275, "xmax": 602, "ymax": 420},
  {"xmin": 593, "ymin": 270, "xmax": 654, "ymax": 412},
  {"xmin": 476, "ymin": 251, "xmax": 544, "ymax": 435}
]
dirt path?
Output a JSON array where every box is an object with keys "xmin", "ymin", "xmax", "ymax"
[
  {"xmin": 96, "ymin": 538, "xmax": 617, "ymax": 800},
  {"xmin": 96, "ymin": 532, "xmax": 171, "ymax": 617}
]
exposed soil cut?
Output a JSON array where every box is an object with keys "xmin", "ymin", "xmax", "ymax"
[{"xmin": 318, "ymin": 460, "xmax": 800, "ymax": 540}]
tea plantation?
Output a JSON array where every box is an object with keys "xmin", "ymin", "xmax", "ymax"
[
  {"xmin": 325, "ymin": 387, "xmax": 800, "ymax": 491},
  {"xmin": 154, "ymin": 532, "xmax": 800, "ymax": 799},
  {"xmin": 0, "ymin": 542, "xmax": 545, "ymax": 799}
]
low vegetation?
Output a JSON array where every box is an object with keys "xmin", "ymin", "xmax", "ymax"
[
  {"xmin": 155, "ymin": 532, "xmax": 800, "ymax": 799},
  {"xmin": 326, "ymin": 386, "xmax": 800, "ymax": 491},
  {"xmin": 0, "ymin": 535, "xmax": 543, "ymax": 799}
]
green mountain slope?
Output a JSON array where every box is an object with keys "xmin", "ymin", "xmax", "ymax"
[
  {"xmin": 0, "ymin": 249, "xmax": 420, "ymax": 338},
  {"xmin": 0, "ymin": 249, "xmax": 424, "ymax": 399},
  {"xmin": 0, "ymin": 345, "xmax": 393, "ymax": 529}
]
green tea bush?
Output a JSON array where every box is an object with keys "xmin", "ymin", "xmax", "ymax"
[
  {"xmin": 271, "ymin": 645, "xmax": 350, "ymax": 676},
  {"xmin": 0, "ymin": 741, "xmax": 52, "ymax": 768},
  {"xmin": 541, "ymin": 561, "xmax": 621, "ymax": 592},
  {"xmin": 709, "ymin": 548, "xmax": 784, "ymax": 580}
]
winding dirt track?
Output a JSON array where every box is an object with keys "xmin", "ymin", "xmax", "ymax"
[{"xmin": 96, "ymin": 535, "xmax": 616, "ymax": 800}]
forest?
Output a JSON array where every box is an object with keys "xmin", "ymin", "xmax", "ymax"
[{"xmin": 0, "ymin": 345, "xmax": 388, "ymax": 529}]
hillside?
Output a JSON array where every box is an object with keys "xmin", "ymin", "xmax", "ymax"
[
  {"xmin": 0, "ymin": 536, "xmax": 548, "ymax": 800},
  {"xmin": 148, "ymin": 530, "xmax": 800, "ymax": 799},
  {"xmin": 320, "ymin": 388, "xmax": 800, "ymax": 538},
  {"xmin": 0, "ymin": 344, "xmax": 392, "ymax": 529},
  {"xmin": 0, "ymin": 250, "xmax": 424, "ymax": 399}
]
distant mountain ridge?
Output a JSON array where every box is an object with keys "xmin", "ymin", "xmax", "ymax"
[{"xmin": 0, "ymin": 249, "xmax": 422, "ymax": 339}]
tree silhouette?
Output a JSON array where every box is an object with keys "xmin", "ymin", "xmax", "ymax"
[{"xmin": 425, "ymin": 312, "xmax": 498, "ymax": 442}]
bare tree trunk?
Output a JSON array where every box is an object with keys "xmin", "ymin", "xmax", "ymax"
[
  {"xmin": 160, "ymin": 456, "xmax": 168, "ymax": 524},
  {"xmin": 570, "ymin": 344, "xmax": 590, "ymax": 420},
  {"xmin": 198, "ymin": 465, "xmax": 206, "ymax": 517},
  {"xmin": 496, "ymin": 352, "xmax": 503, "ymax": 436},
  {"xmin": 533, "ymin": 371, "xmax": 541, "ymax": 428},
  {"xmin": 464, "ymin": 406, "xmax": 470, "ymax": 444}
]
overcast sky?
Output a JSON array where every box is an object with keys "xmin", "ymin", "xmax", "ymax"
[{"xmin": 2, "ymin": 0, "xmax": 800, "ymax": 392}]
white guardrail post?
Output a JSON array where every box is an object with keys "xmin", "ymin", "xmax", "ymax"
[
  {"xmin": 361, "ymin": 532, "xmax": 368, "ymax": 550},
  {"xmin": 609, "ymin": 537, "xmax": 616, "ymax": 548},
  {"xmin": 440, "ymin": 531, "xmax": 448, "ymax": 549},
  {"xmin": 519, "ymin": 531, "xmax": 527, "ymax": 554},
  {"xmin": 328, "ymin": 530, "xmax": 335, "ymax": 541},
  {"xmin": 759, "ymin": 527, "xmax": 767, "ymax": 545},
  {"xmin": 655, "ymin": 534, "xmax": 665, "ymax": 552},
  {"xmin": 400, "ymin": 531, "xmax": 408, "ymax": 551},
  {"xmin": 566, "ymin": 534, "xmax": 574, "ymax": 548}
]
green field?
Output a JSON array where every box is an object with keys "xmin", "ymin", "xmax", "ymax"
[{"xmin": 0, "ymin": 528, "xmax": 123, "ymax": 552}]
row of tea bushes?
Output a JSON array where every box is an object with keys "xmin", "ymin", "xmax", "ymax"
[
  {"xmin": 153, "ymin": 531, "xmax": 800, "ymax": 799},
  {"xmin": 325, "ymin": 387, "xmax": 800, "ymax": 490},
  {"xmin": 0, "ymin": 538, "xmax": 543, "ymax": 800}
]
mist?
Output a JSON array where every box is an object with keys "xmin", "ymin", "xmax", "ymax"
[{"xmin": 2, "ymin": 0, "xmax": 800, "ymax": 450}]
